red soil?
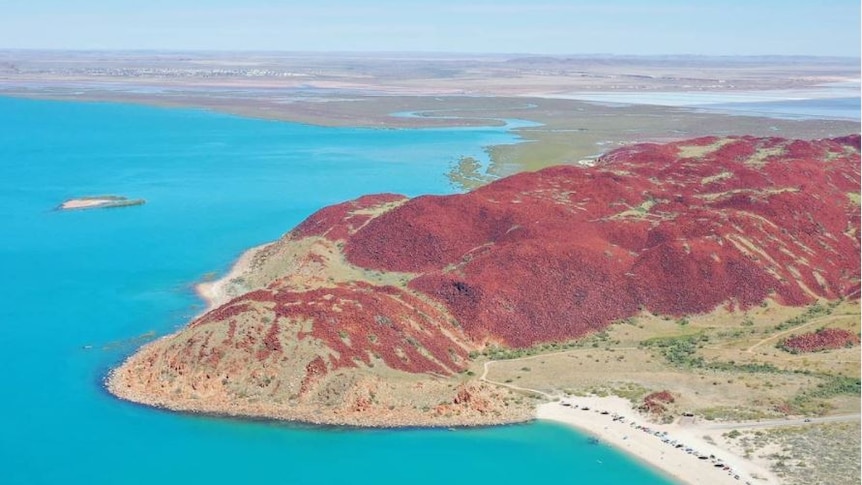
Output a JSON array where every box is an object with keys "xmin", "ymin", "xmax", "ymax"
[
  {"xmin": 293, "ymin": 193, "xmax": 406, "ymax": 241},
  {"xmin": 299, "ymin": 356, "xmax": 329, "ymax": 395},
  {"xmin": 208, "ymin": 281, "xmax": 471, "ymax": 376},
  {"xmin": 781, "ymin": 328, "xmax": 860, "ymax": 353},
  {"xmin": 342, "ymin": 136, "xmax": 860, "ymax": 347}
]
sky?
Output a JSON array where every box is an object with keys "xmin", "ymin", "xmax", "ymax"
[{"xmin": 0, "ymin": 0, "xmax": 859, "ymax": 56}]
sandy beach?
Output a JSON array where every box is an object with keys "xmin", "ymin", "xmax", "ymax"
[
  {"xmin": 60, "ymin": 198, "xmax": 115, "ymax": 209},
  {"xmin": 537, "ymin": 397, "xmax": 779, "ymax": 485},
  {"xmin": 194, "ymin": 242, "xmax": 272, "ymax": 313}
]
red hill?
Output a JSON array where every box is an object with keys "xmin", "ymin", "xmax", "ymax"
[
  {"xmin": 346, "ymin": 135, "xmax": 861, "ymax": 346},
  {"xmin": 108, "ymin": 135, "xmax": 861, "ymax": 426}
]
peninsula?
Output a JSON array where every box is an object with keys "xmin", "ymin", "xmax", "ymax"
[{"xmin": 109, "ymin": 135, "xmax": 860, "ymax": 483}]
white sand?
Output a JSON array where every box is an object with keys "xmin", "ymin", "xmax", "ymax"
[
  {"xmin": 195, "ymin": 242, "xmax": 272, "ymax": 314},
  {"xmin": 60, "ymin": 198, "xmax": 114, "ymax": 209},
  {"xmin": 537, "ymin": 397, "xmax": 779, "ymax": 485}
]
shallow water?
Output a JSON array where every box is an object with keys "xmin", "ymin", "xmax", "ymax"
[
  {"xmin": 0, "ymin": 96, "xmax": 672, "ymax": 485},
  {"xmin": 555, "ymin": 90, "xmax": 861, "ymax": 121},
  {"xmin": 692, "ymin": 96, "xmax": 861, "ymax": 121}
]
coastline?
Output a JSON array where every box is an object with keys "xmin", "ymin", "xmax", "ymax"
[
  {"xmin": 537, "ymin": 397, "xmax": 780, "ymax": 485},
  {"xmin": 108, "ymin": 238, "xmax": 536, "ymax": 428},
  {"xmin": 121, "ymin": 236, "xmax": 788, "ymax": 479},
  {"xmin": 106, "ymin": 363, "xmax": 533, "ymax": 429},
  {"xmin": 9, "ymin": 90, "xmax": 858, "ymax": 188},
  {"xmin": 109, "ymin": 157, "xmax": 849, "ymax": 481}
]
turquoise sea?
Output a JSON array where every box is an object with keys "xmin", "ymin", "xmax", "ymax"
[{"xmin": 0, "ymin": 97, "xmax": 673, "ymax": 485}]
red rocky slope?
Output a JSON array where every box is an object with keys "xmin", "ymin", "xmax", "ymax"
[{"xmin": 347, "ymin": 135, "xmax": 861, "ymax": 346}]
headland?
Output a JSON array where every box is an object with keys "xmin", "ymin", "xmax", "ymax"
[{"xmin": 108, "ymin": 134, "xmax": 860, "ymax": 483}]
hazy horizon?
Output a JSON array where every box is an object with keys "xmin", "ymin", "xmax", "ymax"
[
  {"xmin": 1, "ymin": 49, "xmax": 860, "ymax": 60},
  {"xmin": 0, "ymin": 0, "xmax": 859, "ymax": 57}
]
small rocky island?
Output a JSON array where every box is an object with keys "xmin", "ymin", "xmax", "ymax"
[{"xmin": 59, "ymin": 195, "xmax": 145, "ymax": 211}]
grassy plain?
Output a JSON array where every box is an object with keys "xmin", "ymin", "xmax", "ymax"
[
  {"xmin": 480, "ymin": 300, "xmax": 860, "ymax": 420},
  {"xmin": 477, "ymin": 300, "xmax": 860, "ymax": 482},
  {"xmin": 712, "ymin": 422, "xmax": 861, "ymax": 485}
]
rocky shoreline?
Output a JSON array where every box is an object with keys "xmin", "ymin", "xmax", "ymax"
[
  {"xmin": 107, "ymin": 326, "xmax": 536, "ymax": 428},
  {"xmin": 107, "ymin": 239, "xmax": 535, "ymax": 428}
]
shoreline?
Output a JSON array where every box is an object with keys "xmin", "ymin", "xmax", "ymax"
[
  {"xmin": 8, "ymin": 89, "xmax": 859, "ymax": 127},
  {"xmin": 108, "ymin": 238, "xmax": 537, "ymax": 429},
  {"xmin": 113, "ymin": 184, "xmax": 835, "ymax": 483},
  {"xmin": 537, "ymin": 397, "xmax": 780, "ymax": 485},
  {"xmin": 121, "ymin": 237, "xmax": 790, "ymax": 479},
  {"xmin": 8, "ymin": 90, "xmax": 858, "ymax": 187},
  {"xmin": 105, "ymin": 368, "xmax": 533, "ymax": 429},
  {"xmin": 194, "ymin": 242, "xmax": 273, "ymax": 315}
]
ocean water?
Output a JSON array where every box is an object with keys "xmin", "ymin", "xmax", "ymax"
[{"xmin": 0, "ymin": 97, "xmax": 672, "ymax": 485}]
